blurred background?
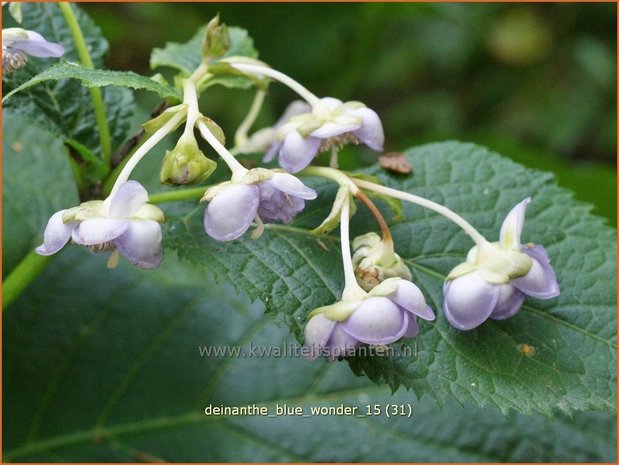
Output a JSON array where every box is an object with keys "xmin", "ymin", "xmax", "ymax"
[{"xmin": 83, "ymin": 2, "xmax": 617, "ymax": 224}]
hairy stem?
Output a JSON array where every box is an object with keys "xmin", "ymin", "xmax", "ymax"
[{"xmin": 58, "ymin": 2, "xmax": 112, "ymax": 166}]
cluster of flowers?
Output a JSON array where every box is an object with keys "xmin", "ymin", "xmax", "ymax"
[{"xmin": 18, "ymin": 11, "xmax": 559, "ymax": 360}]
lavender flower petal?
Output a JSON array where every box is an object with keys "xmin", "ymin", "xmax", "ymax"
[
  {"xmin": 513, "ymin": 245, "xmax": 560, "ymax": 299},
  {"xmin": 490, "ymin": 284, "xmax": 525, "ymax": 320},
  {"xmin": 264, "ymin": 101, "xmax": 313, "ymax": 163},
  {"xmin": 325, "ymin": 324, "xmax": 359, "ymax": 360},
  {"xmin": 443, "ymin": 271, "xmax": 499, "ymax": 330},
  {"xmin": 279, "ymin": 131, "xmax": 322, "ymax": 173},
  {"xmin": 390, "ymin": 280, "xmax": 435, "ymax": 320},
  {"xmin": 403, "ymin": 315, "xmax": 419, "ymax": 338},
  {"xmin": 269, "ymin": 173, "xmax": 317, "ymax": 200},
  {"xmin": 257, "ymin": 182, "xmax": 305, "ymax": 224},
  {"xmin": 352, "ymin": 107, "xmax": 384, "ymax": 151},
  {"xmin": 15, "ymin": 30, "xmax": 64, "ymax": 57},
  {"xmin": 204, "ymin": 184, "xmax": 260, "ymax": 241},
  {"xmin": 109, "ymin": 180, "xmax": 149, "ymax": 218},
  {"xmin": 114, "ymin": 220, "xmax": 163, "ymax": 269},
  {"xmin": 310, "ymin": 120, "xmax": 361, "ymax": 139},
  {"xmin": 500, "ymin": 198, "xmax": 530, "ymax": 249},
  {"xmin": 72, "ymin": 218, "xmax": 129, "ymax": 245},
  {"xmin": 304, "ymin": 313, "xmax": 337, "ymax": 360},
  {"xmin": 35, "ymin": 210, "xmax": 75, "ymax": 255},
  {"xmin": 341, "ymin": 297, "xmax": 408, "ymax": 344}
]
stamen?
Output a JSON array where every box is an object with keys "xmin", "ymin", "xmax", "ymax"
[
  {"xmin": 107, "ymin": 249, "xmax": 120, "ymax": 269},
  {"xmin": 2, "ymin": 48, "xmax": 28, "ymax": 72}
]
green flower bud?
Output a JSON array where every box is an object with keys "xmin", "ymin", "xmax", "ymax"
[
  {"xmin": 352, "ymin": 232, "xmax": 412, "ymax": 291},
  {"xmin": 160, "ymin": 136, "xmax": 217, "ymax": 186},
  {"xmin": 201, "ymin": 14, "xmax": 230, "ymax": 62}
]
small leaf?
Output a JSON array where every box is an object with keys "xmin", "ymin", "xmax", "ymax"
[
  {"xmin": 2, "ymin": 63, "xmax": 182, "ymax": 103},
  {"xmin": 200, "ymin": 14, "xmax": 230, "ymax": 61}
]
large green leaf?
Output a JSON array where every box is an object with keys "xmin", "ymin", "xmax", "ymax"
[
  {"xmin": 165, "ymin": 142, "xmax": 616, "ymax": 416},
  {"xmin": 3, "ymin": 64, "xmax": 181, "ymax": 103},
  {"xmin": 3, "ymin": 249, "xmax": 615, "ymax": 462},
  {"xmin": 2, "ymin": 3, "xmax": 133, "ymax": 155},
  {"xmin": 2, "ymin": 122, "xmax": 78, "ymax": 277}
]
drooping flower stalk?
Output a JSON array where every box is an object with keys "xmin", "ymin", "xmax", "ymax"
[
  {"xmin": 228, "ymin": 61, "xmax": 322, "ymax": 108},
  {"xmin": 104, "ymin": 109, "xmax": 187, "ymax": 214},
  {"xmin": 183, "ymin": 78, "xmax": 247, "ymax": 181},
  {"xmin": 352, "ymin": 178, "xmax": 492, "ymax": 251},
  {"xmin": 339, "ymin": 195, "xmax": 367, "ymax": 301},
  {"xmin": 233, "ymin": 88, "xmax": 267, "ymax": 150},
  {"xmin": 354, "ymin": 189, "xmax": 392, "ymax": 244}
]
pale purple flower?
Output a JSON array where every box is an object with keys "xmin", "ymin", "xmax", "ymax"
[
  {"xmin": 203, "ymin": 172, "xmax": 317, "ymax": 241},
  {"xmin": 35, "ymin": 181, "xmax": 165, "ymax": 269},
  {"xmin": 304, "ymin": 278, "xmax": 435, "ymax": 360},
  {"xmin": 265, "ymin": 97, "xmax": 384, "ymax": 173},
  {"xmin": 443, "ymin": 198, "xmax": 560, "ymax": 331},
  {"xmin": 2, "ymin": 27, "xmax": 64, "ymax": 71}
]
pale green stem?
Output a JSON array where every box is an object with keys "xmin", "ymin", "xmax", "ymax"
[
  {"xmin": 105, "ymin": 110, "xmax": 187, "ymax": 209},
  {"xmin": 58, "ymin": 2, "xmax": 112, "ymax": 165},
  {"xmin": 229, "ymin": 62, "xmax": 322, "ymax": 108},
  {"xmin": 183, "ymin": 79, "xmax": 247, "ymax": 180},
  {"xmin": 352, "ymin": 178, "xmax": 491, "ymax": 250},
  {"xmin": 2, "ymin": 251, "xmax": 54, "ymax": 311},
  {"xmin": 182, "ymin": 81, "xmax": 201, "ymax": 140},
  {"xmin": 340, "ymin": 197, "xmax": 367, "ymax": 301},
  {"xmin": 298, "ymin": 166, "xmax": 359, "ymax": 194},
  {"xmin": 189, "ymin": 63, "xmax": 208, "ymax": 83},
  {"xmin": 198, "ymin": 119, "xmax": 247, "ymax": 182},
  {"xmin": 234, "ymin": 89, "xmax": 266, "ymax": 148},
  {"xmin": 149, "ymin": 187, "xmax": 206, "ymax": 204}
]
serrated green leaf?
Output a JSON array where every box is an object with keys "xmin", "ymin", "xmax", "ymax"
[
  {"xmin": 2, "ymin": 248, "xmax": 615, "ymax": 461},
  {"xmin": 2, "ymin": 3, "xmax": 134, "ymax": 156},
  {"xmin": 165, "ymin": 142, "xmax": 616, "ymax": 416},
  {"xmin": 150, "ymin": 24, "xmax": 258, "ymax": 89},
  {"xmin": 3, "ymin": 64, "xmax": 181, "ymax": 103}
]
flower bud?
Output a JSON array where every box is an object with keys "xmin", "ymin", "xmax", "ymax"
[
  {"xmin": 352, "ymin": 232, "xmax": 411, "ymax": 291},
  {"xmin": 201, "ymin": 14, "xmax": 230, "ymax": 61},
  {"xmin": 160, "ymin": 136, "xmax": 216, "ymax": 186}
]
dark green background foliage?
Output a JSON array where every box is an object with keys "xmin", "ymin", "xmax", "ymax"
[{"xmin": 3, "ymin": 3, "xmax": 617, "ymax": 463}]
